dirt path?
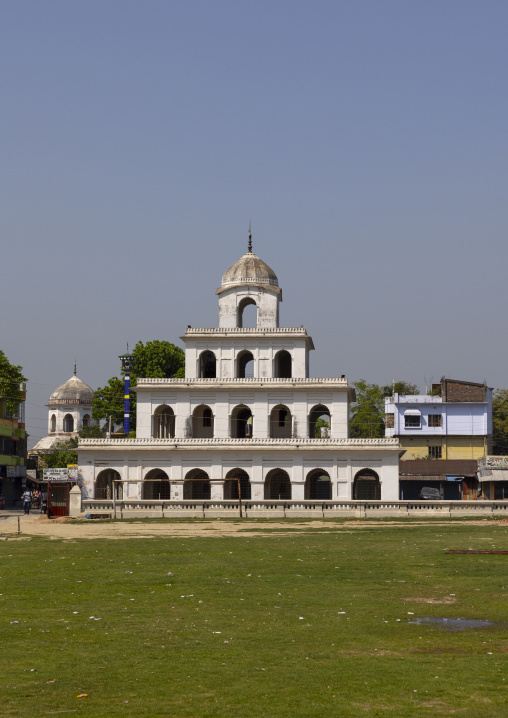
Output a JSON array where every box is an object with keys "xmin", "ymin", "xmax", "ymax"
[{"xmin": 1, "ymin": 511, "xmax": 505, "ymax": 541}]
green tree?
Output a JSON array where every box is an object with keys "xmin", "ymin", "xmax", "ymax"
[
  {"xmin": 39, "ymin": 426, "xmax": 105, "ymax": 468},
  {"xmin": 492, "ymin": 389, "xmax": 508, "ymax": 454},
  {"xmin": 133, "ymin": 340, "xmax": 185, "ymax": 379},
  {"xmin": 349, "ymin": 381, "xmax": 385, "ymax": 438},
  {"xmin": 0, "ymin": 349, "xmax": 27, "ymax": 416},
  {"xmin": 92, "ymin": 340, "xmax": 185, "ymax": 431},
  {"xmin": 43, "ymin": 437, "xmax": 78, "ymax": 468},
  {"xmin": 79, "ymin": 424, "xmax": 105, "ymax": 439},
  {"xmin": 92, "ymin": 377, "xmax": 127, "ymax": 431},
  {"xmin": 381, "ymin": 381, "xmax": 419, "ymax": 397}
]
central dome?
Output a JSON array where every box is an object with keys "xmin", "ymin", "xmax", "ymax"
[
  {"xmin": 49, "ymin": 373, "xmax": 94, "ymax": 405},
  {"xmin": 221, "ymin": 252, "xmax": 279, "ymax": 288}
]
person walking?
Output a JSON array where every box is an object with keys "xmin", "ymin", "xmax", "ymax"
[{"xmin": 21, "ymin": 488, "xmax": 32, "ymax": 515}]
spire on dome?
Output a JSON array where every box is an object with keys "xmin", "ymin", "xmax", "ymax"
[
  {"xmin": 74, "ymin": 360, "xmax": 77, "ymax": 376},
  {"xmin": 248, "ymin": 222, "xmax": 252, "ymax": 253}
]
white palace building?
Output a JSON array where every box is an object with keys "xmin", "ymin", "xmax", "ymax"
[{"xmin": 78, "ymin": 239, "xmax": 402, "ymax": 511}]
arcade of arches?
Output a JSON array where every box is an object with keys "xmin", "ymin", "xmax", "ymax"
[
  {"xmin": 99, "ymin": 467, "xmax": 383, "ymax": 501},
  {"xmin": 150, "ymin": 404, "xmax": 334, "ymax": 439}
]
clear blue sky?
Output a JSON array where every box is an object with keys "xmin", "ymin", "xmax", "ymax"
[{"xmin": 1, "ymin": 1, "xmax": 507, "ymax": 446}]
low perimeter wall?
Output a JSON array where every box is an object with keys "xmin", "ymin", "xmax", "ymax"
[{"xmin": 79, "ymin": 499, "xmax": 508, "ymax": 519}]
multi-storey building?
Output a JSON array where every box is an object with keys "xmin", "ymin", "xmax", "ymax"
[
  {"xmin": 0, "ymin": 382, "xmax": 26, "ymax": 505},
  {"xmin": 385, "ymin": 378, "xmax": 492, "ymax": 499},
  {"xmin": 78, "ymin": 241, "xmax": 402, "ymax": 506}
]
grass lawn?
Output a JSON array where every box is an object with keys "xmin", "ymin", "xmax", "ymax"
[{"xmin": 1, "ymin": 521, "xmax": 508, "ymax": 717}]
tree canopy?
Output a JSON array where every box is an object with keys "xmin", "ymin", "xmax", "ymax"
[
  {"xmin": 41, "ymin": 426, "xmax": 105, "ymax": 469},
  {"xmin": 492, "ymin": 389, "xmax": 508, "ymax": 455},
  {"xmin": 349, "ymin": 380, "xmax": 386, "ymax": 438},
  {"xmin": 0, "ymin": 349, "xmax": 27, "ymax": 417},
  {"xmin": 92, "ymin": 340, "xmax": 185, "ymax": 431}
]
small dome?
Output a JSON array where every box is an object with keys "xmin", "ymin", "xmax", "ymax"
[
  {"xmin": 221, "ymin": 252, "xmax": 278, "ymax": 288},
  {"xmin": 49, "ymin": 374, "xmax": 94, "ymax": 406}
]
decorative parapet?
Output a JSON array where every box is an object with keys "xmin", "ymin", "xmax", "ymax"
[
  {"xmin": 221, "ymin": 276, "xmax": 278, "ymax": 287},
  {"xmin": 135, "ymin": 377, "xmax": 349, "ymax": 387},
  {"xmin": 79, "ymin": 437, "xmax": 401, "ymax": 449},
  {"xmin": 184, "ymin": 327, "xmax": 308, "ymax": 334}
]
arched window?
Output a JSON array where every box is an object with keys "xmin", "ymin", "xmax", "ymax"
[
  {"xmin": 143, "ymin": 469, "xmax": 170, "ymax": 500},
  {"xmin": 192, "ymin": 404, "xmax": 214, "ymax": 438},
  {"xmin": 353, "ymin": 469, "xmax": 381, "ymax": 500},
  {"xmin": 308, "ymin": 404, "xmax": 331, "ymax": 438},
  {"xmin": 95, "ymin": 469, "xmax": 123, "ymax": 500},
  {"xmin": 231, "ymin": 404, "xmax": 253, "ymax": 438},
  {"xmin": 237, "ymin": 350, "xmax": 254, "ymax": 378},
  {"xmin": 63, "ymin": 414, "xmax": 74, "ymax": 433},
  {"xmin": 305, "ymin": 469, "xmax": 332, "ymax": 500},
  {"xmin": 269, "ymin": 404, "xmax": 292, "ymax": 438},
  {"xmin": 184, "ymin": 469, "xmax": 211, "ymax": 499},
  {"xmin": 82, "ymin": 414, "xmax": 90, "ymax": 428},
  {"xmin": 50, "ymin": 414, "xmax": 56, "ymax": 433},
  {"xmin": 264, "ymin": 468, "xmax": 291, "ymax": 500},
  {"xmin": 224, "ymin": 468, "xmax": 251, "ymax": 500},
  {"xmin": 274, "ymin": 350, "xmax": 292, "ymax": 378},
  {"xmin": 237, "ymin": 297, "xmax": 258, "ymax": 328},
  {"xmin": 153, "ymin": 405, "xmax": 175, "ymax": 438},
  {"xmin": 199, "ymin": 351, "xmax": 217, "ymax": 378}
]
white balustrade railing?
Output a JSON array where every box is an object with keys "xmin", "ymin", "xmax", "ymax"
[{"xmin": 80, "ymin": 499, "xmax": 508, "ymax": 518}]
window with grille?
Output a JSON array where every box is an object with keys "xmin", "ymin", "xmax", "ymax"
[
  {"xmin": 429, "ymin": 445, "xmax": 442, "ymax": 459},
  {"xmin": 428, "ymin": 414, "xmax": 442, "ymax": 427},
  {"xmin": 385, "ymin": 413, "xmax": 394, "ymax": 428},
  {"xmin": 404, "ymin": 414, "xmax": 421, "ymax": 428}
]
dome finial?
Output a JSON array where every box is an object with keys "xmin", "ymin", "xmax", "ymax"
[
  {"xmin": 74, "ymin": 360, "xmax": 77, "ymax": 376},
  {"xmin": 248, "ymin": 221, "xmax": 252, "ymax": 253}
]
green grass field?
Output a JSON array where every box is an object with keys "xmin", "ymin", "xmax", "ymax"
[{"xmin": 1, "ymin": 521, "xmax": 508, "ymax": 717}]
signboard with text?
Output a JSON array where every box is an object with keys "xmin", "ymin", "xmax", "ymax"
[{"xmin": 43, "ymin": 468, "xmax": 76, "ymax": 482}]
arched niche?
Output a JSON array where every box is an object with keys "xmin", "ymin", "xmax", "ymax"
[
  {"xmin": 50, "ymin": 414, "xmax": 56, "ymax": 433},
  {"xmin": 199, "ymin": 351, "xmax": 217, "ymax": 379},
  {"xmin": 153, "ymin": 405, "xmax": 175, "ymax": 438},
  {"xmin": 237, "ymin": 297, "xmax": 258, "ymax": 328},
  {"xmin": 231, "ymin": 404, "xmax": 253, "ymax": 438},
  {"xmin": 142, "ymin": 468, "xmax": 170, "ymax": 500},
  {"xmin": 192, "ymin": 404, "xmax": 214, "ymax": 438},
  {"xmin": 264, "ymin": 468, "xmax": 291, "ymax": 500},
  {"xmin": 353, "ymin": 469, "xmax": 381, "ymax": 500},
  {"xmin": 269, "ymin": 404, "xmax": 292, "ymax": 439},
  {"xmin": 305, "ymin": 468, "xmax": 332, "ymax": 500},
  {"xmin": 95, "ymin": 468, "xmax": 123, "ymax": 500},
  {"xmin": 308, "ymin": 404, "xmax": 331, "ymax": 438},
  {"xmin": 237, "ymin": 350, "xmax": 254, "ymax": 378},
  {"xmin": 183, "ymin": 468, "xmax": 211, "ymax": 499},
  {"xmin": 274, "ymin": 350, "xmax": 292, "ymax": 379},
  {"xmin": 224, "ymin": 468, "xmax": 251, "ymax": 500},
  {"xmin": 63, "ymin": 414, "xmax": 74, "ymax": 433},
  {"xmin": 82, "ymin": 414, "xmax": 90, "ymax": 428}
]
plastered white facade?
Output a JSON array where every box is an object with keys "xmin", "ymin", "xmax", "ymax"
[{"xmin": 78, "ymin": 245, "xmax": 402, "ymax": 503}]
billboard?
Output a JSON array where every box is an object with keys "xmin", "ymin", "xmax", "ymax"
[{"xmin": 43, "ymin": 468, "xmax": 77, "ymax": 482}]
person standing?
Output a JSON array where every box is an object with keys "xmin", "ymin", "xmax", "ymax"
[{"xmin": 21, "ymin": 488, "xmax": 32, "ymax": 515}]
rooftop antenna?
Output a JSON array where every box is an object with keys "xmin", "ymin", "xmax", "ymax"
[{"xmin": 248, "ymin": 221, "xmax": 252, "ymax": 253}]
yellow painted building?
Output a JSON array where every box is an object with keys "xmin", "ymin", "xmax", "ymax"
[{"xmin": 398, "ymin": 435, "xmax": 489, "ymax": 461}]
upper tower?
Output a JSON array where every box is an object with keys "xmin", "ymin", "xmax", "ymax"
[{"xmin": 216, "ymin": 232, "xmax": 282, "ymax": 328}]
